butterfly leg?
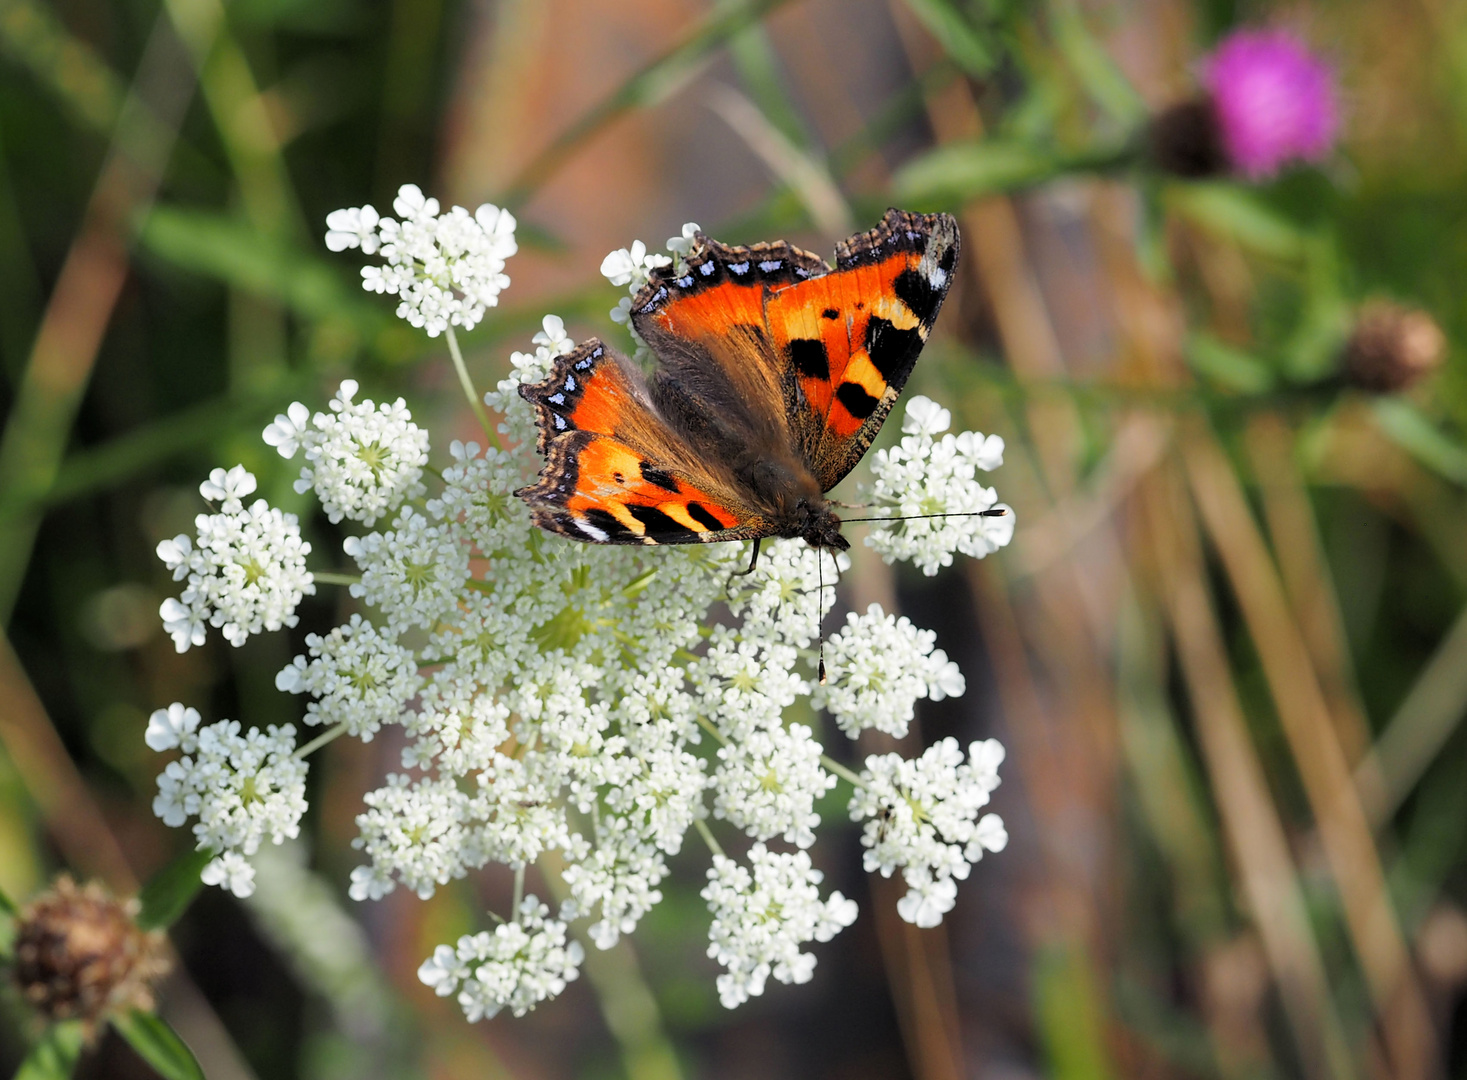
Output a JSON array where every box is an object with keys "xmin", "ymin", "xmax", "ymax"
[{"xmin": 729, "ymin": 537, "xmax": 763, "ymax": 577}]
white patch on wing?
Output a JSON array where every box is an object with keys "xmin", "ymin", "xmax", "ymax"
[{"xmin": 573, "ymin": 516, "xmax": 608, "ymax": 542}]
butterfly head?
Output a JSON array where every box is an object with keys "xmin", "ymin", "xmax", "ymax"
[{"xmin": 794, "ymin": 498, "xmax": 849, "ymax": 552}]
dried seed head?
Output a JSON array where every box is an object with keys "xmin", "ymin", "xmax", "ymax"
[
  {"xmin": 1342, "ymin": 301, "xmax": 1447, "ymax": 394},
  {"xmin": 12, "ymin": 876, "xmax": 170, "ymax": 1029},
  {"xmin": 1148, "ymin": 98, "xmax": 1229, "ymax": 179}
]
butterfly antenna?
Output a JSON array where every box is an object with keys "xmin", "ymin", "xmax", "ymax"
[
  {"xmin": 817, "ymin": 550, "xmax": 827, "ymax": 685},
  {"xmin": 841, "ymin": 508, "xmax": 1010, "ymax": 524}
]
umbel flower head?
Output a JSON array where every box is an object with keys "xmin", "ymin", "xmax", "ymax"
[
  {"xmin": 1149, "ymin": 28, "xmax": 1339, "ymax": 180},
  {"xmin": 12, "ymin": 876, "xmax": 170, "ymax": 1030},
  {"xmin": 325, "ymin": 183, "xmax": 517, "ymax": 337},
  {"xmin": 145, "ymin": 197, "xmax": 1018, "ymax": 1023}
]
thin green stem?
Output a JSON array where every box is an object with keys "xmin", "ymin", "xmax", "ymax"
[
  {"xmin": 695, "ymin": 714, "xmax": 730, "ymax": 747},
  {"xmin": 694, "ymin": 818, "xmax": 725, "ymax": 858},
  {"xmin": 512, "ymin": 864, "xmax": 525, "ymax": 914},
  {"xmin": 821, "ymin": 754, "xmax": 865, "ymax": 790},
  {"xmin": 294, "ymin": 722, "xmax": 349, "ymax": 760},
  {"xmin": 311, "ymin": 571, "xmax": 361, "ymax": 587},
  {"xmin": 445, "ymin": 325, "xmax": 502, "ymax": 449}
]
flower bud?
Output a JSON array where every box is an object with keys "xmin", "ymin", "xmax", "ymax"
[
  {"xmin": 12, "ymin": 876, "xmax": 170, "ymax": 1028},
  {"xmin": 1342, "ymin": 302, "xmax": 1447, "ymax": 394},
  {"xmin": 1148, "ymin": 98, "xmax": 1228, "ymax": 178}
]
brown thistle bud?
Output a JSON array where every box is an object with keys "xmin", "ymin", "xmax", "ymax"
[
  {"xmin": 1342, "ymin": 301, "xmax": 1448, "ymax": 394},
  {"xmin": 12, "ymin": 876, "xmax": 170, "ymax": 1030},
  {"xmin": 1147, "ymin": 98, "xmax": 1229, "ymax": 179}
]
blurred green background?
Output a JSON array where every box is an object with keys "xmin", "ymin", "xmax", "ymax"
[{"xmin": 3, "ymin": 0, "xmax": 1467, "ymax": 1077}]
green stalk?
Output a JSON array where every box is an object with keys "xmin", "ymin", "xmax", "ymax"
[{"xmin": 445, "ymin": 325, "xmax": 502, "ymax": 448}]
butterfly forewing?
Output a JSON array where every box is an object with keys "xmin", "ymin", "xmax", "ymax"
[{"xmin": 764, "ymin": 210, "xmax": 960, "ymax": 490}]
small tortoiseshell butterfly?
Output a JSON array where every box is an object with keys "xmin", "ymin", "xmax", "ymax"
[{"xmin": 516, "ymin": 208, "xmax": 960, "ymax": 562}]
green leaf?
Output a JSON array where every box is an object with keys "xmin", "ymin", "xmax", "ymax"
[
  {"xmin": 1049, "ymin": 0, "xmax": 1146, "ymax": 125},
  {"xmin": 137, "ymin": 208, "xmax": 405, "ymax": 355},
  {"xmin": 900, "ymin": 0, "xmax": 1000, "ymax": 77},
  {"xmin": 0, "ymin": 883, "xmax": 16, "ymax": 917},
  {"xmin": 137, "ymin": 846, "xmax": 216, "ymax": 931},
  {"xmin": 1372, "ymin": 399, "xmax": 1467, "ymax": 487},
  {"xmin": 1184, "ymin": 334, "xmax": 1276, "ymax": 394},
  {"xmin": 896, "ymin": 139, "xmax": 1063, "ymax": 207},
  {"xmin": 1167, "ymin": 183, "xmax": 1308, "ymax": 261},
  {"xmin": 13, "ymin": 1022, "xmax": 84, "ymax": 1080},
  {"xmin": 111, "ymin": 1012, "xmax": 205, "ymax": 1080},
  {"xmin": 1033, "ymin": 942, "xmax": 1114, "ymax": 1080}
]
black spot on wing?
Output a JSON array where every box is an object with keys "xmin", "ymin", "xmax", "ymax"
[
  {"xmin": 687, "ymin": 502, "xmax": 724, "ymax": 531},
  {"xmin": 865, "ymin": 317, "xmax": 923, "ymax": 381},
  {"xmin": 787, "ymin": 338, "xmax": 829, "ymax": 380},
  {"xmin": 893, "ymin": 268, "xmax": 943, "ymax": 327},
  {"xmin": 639, "ymin": 461, "xmax": 680, "ymax": 493},
  {"xmin": 822, "ymin": 308, "xmax": 840, "ymax": 320},
  {"xmin": 583, "ymin": 508, "xmax": 634, "ymax": 541},
  {"xmin": 626, "ymin": 505, "xmax": 692, "ymax": 540},
  {"xmin": 835, "ymin": 381, "xmax": 880, "ymax": 420}
]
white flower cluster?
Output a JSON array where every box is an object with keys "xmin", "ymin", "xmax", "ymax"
[
  {"xmin": 325, "ymin": 184, "xmax": 517, "ymax": 337},
  {"xmin": 146, "ymin": 702, "xmax": 308, "ymax": 899},
  {"xmin": 812, "ymin": 603, "xmax": 965, "ymax": 739},
  {"xmin": 703, "ymin": 844, "xmax": 858, "ymax": 1008},
  {"xmin": 263, "ymin": 380, "xmax": 429, "ymax": 526},
  {"xmin": 850, "ymin": 737, "xmax": 1008, "ymax": 927},
  {"xmin": 144, "ymin": 204, "xmax": 1018, "ymax": 1021},
  {"xmin": 418, "ymin": 896, "xmax": 583, "ymax": 1021},
  {"xmin": 274, "ymin": 613, "xmax": 420, "ymax": 740},
  {"xmin": 862, "ymin": 396, "xmax": 1014, "ymax": 575},
  {"xmin": 601, "ymin": 223, "xmax": 698, "ymax": 349},
  {"xmin": 156, "ymin": 466, "xmax": 314, "ymax": 652}
]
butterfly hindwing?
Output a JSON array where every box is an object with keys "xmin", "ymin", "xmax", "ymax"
[{"xmin": 516, "ymin": 340, "xmax": 773, "ymax": 545}]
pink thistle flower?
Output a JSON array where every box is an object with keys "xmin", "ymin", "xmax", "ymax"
[{"xmin": 1202, "ymin": 29, "xmax": 1340, "ymax": 180}]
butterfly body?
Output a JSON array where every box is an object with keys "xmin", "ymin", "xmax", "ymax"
[{"xmin": 516, "ymin": 209, "xmax": 959, "ymax": 552}]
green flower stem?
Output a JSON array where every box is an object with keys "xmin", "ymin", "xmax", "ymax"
[
  {"xmin": 694, "ymin": 818, "xmax": 725, "ymax": 859},
  {"xmin": 821, "ymin": 754, "xmax": 866, "ymax": 790},
  {"xmin": 538, "ymin": 850, "xmax": 684, "ymax": 1080},
  {"xmin": 695, "ymin": 714, "xmax": 729, "ymax": 746},
  {"xmin": 293, "ymin": 722, "xmax": 348, "ymax": 760},
  {"xmin": 445, "ymin": 325, "xmax": 503, "ymax": 449},
  {"xmin": 310, "ymin": 571, "xmax": 360, "ymax": 587},
  {"xmin": 512, "ymin": 864, "xmax": 525, "ymax": 914}
]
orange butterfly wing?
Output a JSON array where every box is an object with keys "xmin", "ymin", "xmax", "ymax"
[{"xmin": 516, "ymin": 341, "xmax": 773, "ymax": 545}]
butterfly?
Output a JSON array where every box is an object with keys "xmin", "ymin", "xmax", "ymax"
[{"xmin": 515, "ymin": 208, "xmax": 965, "ymax": 568}]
